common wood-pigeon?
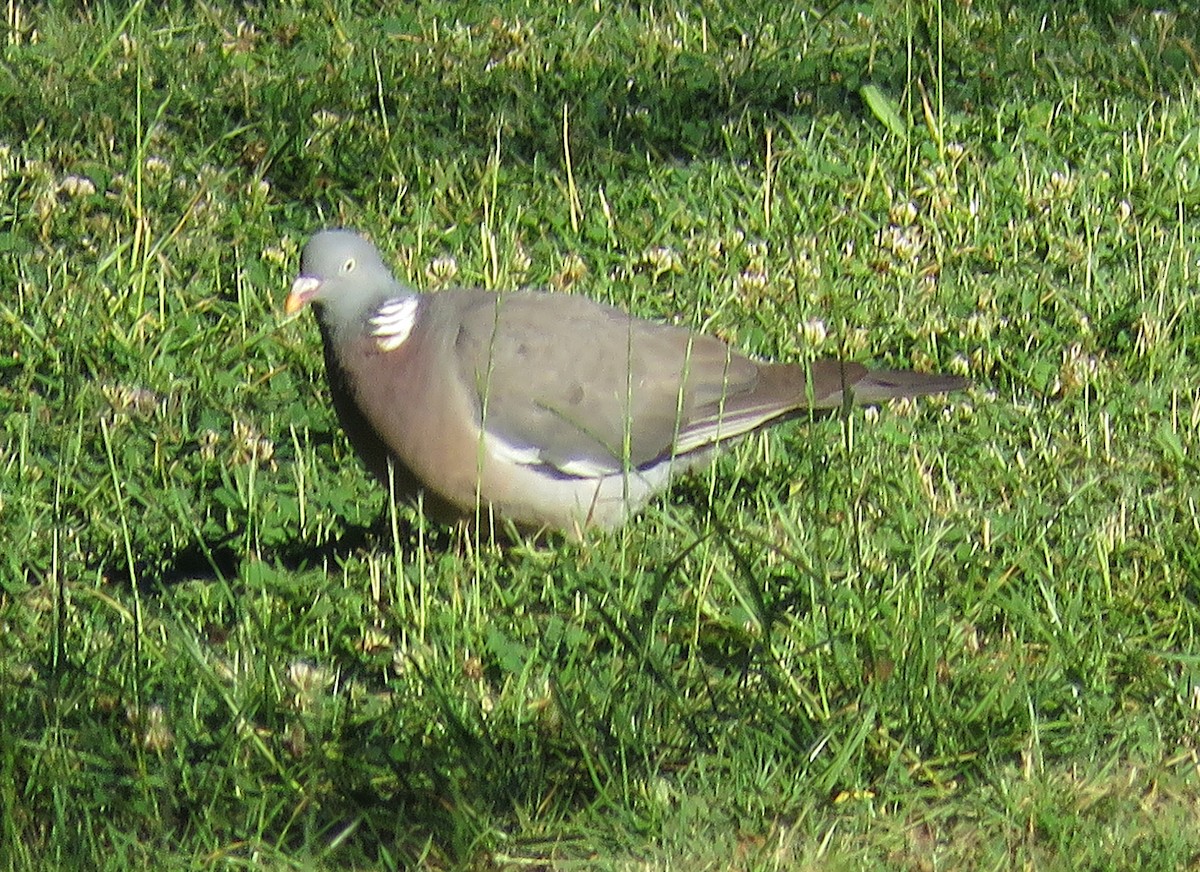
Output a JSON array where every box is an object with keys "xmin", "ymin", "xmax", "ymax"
[{"xmin": 286, "ymin": 229, "xmax": 966, "ymax": 537}]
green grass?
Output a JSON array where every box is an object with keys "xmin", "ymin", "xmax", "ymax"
[{"xmin": 3, "ymin": 0, "xmax": 1200, "ymax": 868}]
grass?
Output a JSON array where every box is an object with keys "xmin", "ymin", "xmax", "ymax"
[{"xmin": 2, "ymin": 0, "xmax": 1200, "ymax": 867}]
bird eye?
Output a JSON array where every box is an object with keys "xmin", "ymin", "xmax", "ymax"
[{"xmin": 341, "ymin": 257, "xmax": 356, "ymax": 274}]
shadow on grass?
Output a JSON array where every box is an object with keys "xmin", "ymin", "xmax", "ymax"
[{"xmin": 105, "ymin": 513, "xmax": 460, "ymax": 591}]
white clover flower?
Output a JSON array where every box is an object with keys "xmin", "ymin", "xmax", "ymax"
[
  {"xmin": 425, "ymin": 254, "xmax": 459, "ymax": 285},
  {"xmin": 889, "ymin": 200, "xmax": 918, "ymax": 226},
  {"xmin": 286, "ymin": 660, "xmax": 331, "ymax": 697},
  {"xmin": 510, "ymin": 243, "xmax": 532, "ymax": 277},
  {"xmin": 640, "ymin": 245, "xmax": 682, "ymax": 277},
  {"xmin": 734, "ymin": 268, "xmax": 768, "ymax": 295},
  {"xmin": 58, "ymin": 175, "xmax": 96, "ymax": 198},
  {"xmin": 128, "ymin": 703, "xmax": 174, "ymax": 752},
  {"xmin": 144, "ymin": 156, "xmax": 170, "ymax": 176},
  {"xmin": 800, "ymin": 317, "xmax": 827, "ymax": 347},
  {"xmin": 311, "ymin": 109, "xmax": 341, "ymax": 129}
]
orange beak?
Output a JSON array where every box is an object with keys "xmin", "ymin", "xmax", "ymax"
[{"xmin": 285, "ymin": 276, "xmax": 321, "ymax": 314}]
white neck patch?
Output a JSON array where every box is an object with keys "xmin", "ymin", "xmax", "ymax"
[{"xmin": 368, "ymin": 297, "xmax": 419, "ymax": 351}]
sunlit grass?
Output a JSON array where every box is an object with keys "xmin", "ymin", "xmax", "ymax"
[{"xmin": 2, "ymin": 0, "xmax": 1199, "ymax": 868}]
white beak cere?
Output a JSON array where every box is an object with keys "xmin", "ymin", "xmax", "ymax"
[{"xmin": 285, "ymin": 276, "xmax": 322, "ymax": 314}]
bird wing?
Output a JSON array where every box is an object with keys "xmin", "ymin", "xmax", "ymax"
[
  {"xmin": 444, "ymin": 291, "xmax": 778, "ymax": 476},
  {"xmin": 436, "ymin": 291, "xmax": 966, "ymax": 479}
]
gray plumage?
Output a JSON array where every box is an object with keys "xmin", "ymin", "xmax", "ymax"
[{"xmin": 286, "ymin": 229, "xmax": 966, "ymax": 537}]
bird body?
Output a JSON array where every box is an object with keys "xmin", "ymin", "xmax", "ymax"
[{"xmin": 287, "ymin": 229, "xmax": 966, "ymax": 537}]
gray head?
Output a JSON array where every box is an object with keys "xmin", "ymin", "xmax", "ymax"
[{"xmin": 286, "ymin": 229, "xmax": 410, "ymax": 336}]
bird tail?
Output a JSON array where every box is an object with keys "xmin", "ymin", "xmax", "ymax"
[{"xmin": 806, "ymin": 361, "xmax": 968, "ymax": 408}]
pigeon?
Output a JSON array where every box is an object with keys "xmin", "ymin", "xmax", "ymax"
[{"xmin": 286, "ymin": 229, "xmax": 966, "ymax": 537}]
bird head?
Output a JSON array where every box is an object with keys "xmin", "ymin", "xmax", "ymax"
[{"xmin": 286, "ymin": 230, "xmax": 403, "ymax": 331}]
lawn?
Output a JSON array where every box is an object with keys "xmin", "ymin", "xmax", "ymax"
[{"xmin": 2, "ymin": 0, "xmax": 1200, "ymax": 868}]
